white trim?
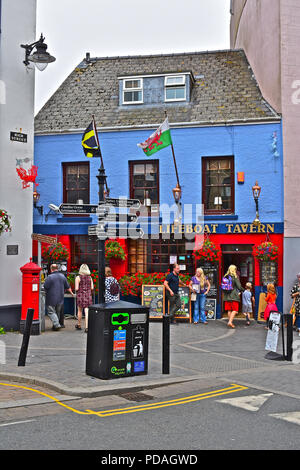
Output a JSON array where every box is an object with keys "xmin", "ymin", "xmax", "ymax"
[
  {"xmin": 164, "ymin": 74, "xmax": 187, "ymax": 102},
  {"xmin": 118, "ymin": 72, "xmax": 191, "ymax": 80},
  {"xmin": 165, "ymin": 86, "xmax": 186, "ymax": 102},
  {"xmin": 35, "ymin": 117, "xmax": 282, "ymax": 136},
  {"xmin": 164, "ymin": 75, "xmax": 186, "ymax": 86},
  {"xmin": 122, "ymin": 78, "xmax": 143, "ymax": 104}
]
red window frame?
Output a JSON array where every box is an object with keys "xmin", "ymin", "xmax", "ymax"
[
  {"xmin": 129, "ymin": 160, "xmax": 159, "ymax": 205},
  {"xmin": 202, "ymin": 156, "xmax": 234, "ymax": 215},
  {"xmin": 62, "ymin": 162, "xmax": 90, "ymax": 204}
]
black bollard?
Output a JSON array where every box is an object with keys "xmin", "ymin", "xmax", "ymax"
[
  {"xmin": 285, "ymin": 313, "xmax": 293, "ymax": 361},
  {"xmin": 162, "ymin": 314, "xmax": 170, "ymax": 374},
  {"xmin": 18, "ymin": 308, "xmax": 34, "ymax": 367}
]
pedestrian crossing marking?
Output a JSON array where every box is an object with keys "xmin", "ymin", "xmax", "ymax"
[
  {"xmin": 269, "ymin": 412, "xmax": 300, "ymax": 426},
  {"xmin": 216, "ymin": 393, "xmax": 273, "ymax": 412}
]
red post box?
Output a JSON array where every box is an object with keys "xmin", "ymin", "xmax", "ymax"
[{"xmin": 20, "ymin": 258, "xmax": 42, "ymax": 335}]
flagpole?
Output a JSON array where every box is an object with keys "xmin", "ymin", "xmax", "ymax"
[
  {"xmin": 92, "ymin": 114, "xmax": 109, "ymax": 195},
  {"xmin": 164, "ymin": 112, "xmax": 181, "ymax": 199}
]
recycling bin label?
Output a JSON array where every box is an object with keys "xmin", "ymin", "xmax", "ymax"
[
  {"xmin": 132, "ymin": 325, "xmax": 145, "ymax": 359},
  {"xmin": 113, "ymin": 329, "xmax": 126, "ymax": 361}
]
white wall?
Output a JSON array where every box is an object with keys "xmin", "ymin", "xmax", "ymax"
[{"xmin": 0, "ymin": 0, "xmax": 36, "ymax": 309}]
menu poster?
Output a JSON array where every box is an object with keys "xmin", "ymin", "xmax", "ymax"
[
  {"xmin": 142, "ymin": 285, "xmax": 165, "ymax": 319},
  {"xmin": 174, "ymin": 286, "xmax": 191, "ymax": 322},
  {"xmin": 205, "ymin": 298, "xmax": 217, "ymax": 320}
]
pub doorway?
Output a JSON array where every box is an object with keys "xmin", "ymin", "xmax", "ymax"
[{"xmin": 221, "ymin": 244, "xmax": 254, "ymax": 316}]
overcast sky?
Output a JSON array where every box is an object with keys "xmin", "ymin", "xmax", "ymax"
[{"xmin": 35, "ymin": 0, "xmax": 231, "ymax": 114}]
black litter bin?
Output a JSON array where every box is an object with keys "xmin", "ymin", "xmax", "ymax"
[{"xmin": 86, "ymin": 300, "xmax": 149, "ymax": 380}]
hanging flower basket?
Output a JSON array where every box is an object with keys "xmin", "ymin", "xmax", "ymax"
[
  {"xmin": 42, "ymin": 242, "xmax": 69, "ymax": 261},
  {"xmin": 253, "ymin": 241, "xmax": 279, "ymax": 262},
  {"xmin": 192, "ymin": 239, "xmax": 220, "ymax": 263},
  {"xmin": 105, "ymin": 240, "xmax": 126, "ymax": 261},
  {"xmin": 0, "ymin": 210, "xmax": 12, "ymax": 235}
]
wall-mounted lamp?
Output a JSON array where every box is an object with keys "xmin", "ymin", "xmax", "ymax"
[
  {"xmin": 252, "ymin": 181, "xmax": 261, "ymax": 226},
  {"xmin": 33, "ymin": 188, "xmax": 43, "ymax": 215},
  {"xmin": 172, "ymin": 183, "xmax": 182, "ymax": 204},
  {"xmin": 21, "ymin": 34, "xmax": 56, "ymax": 71}
]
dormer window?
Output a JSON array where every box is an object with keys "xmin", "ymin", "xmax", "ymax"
[
  {"xmin": 164, "ymin": 75, "xmax": 186, "ymax": 102},
  {"xmin": 123, "ymin": 78, "xmax": 143, "ymax": 104}
]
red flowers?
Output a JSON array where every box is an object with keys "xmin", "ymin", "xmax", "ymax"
[
  {"xmin": 192, "ymin": 239, "xmax": 220, "ymax": 263},
  {"xmin": 253, "ymin": 242, "xmax": 279, "ymax": 262},
  {"xmin": 42, "ymin": 242, "xmax": 69, "ymax": 261},
  {"xmin": 105, "ymin": 240, "xmax": 126, "ymax": 261},
  {"xmin": 118, "ymin": 272, "xmax": 190, "ymax": 297}
]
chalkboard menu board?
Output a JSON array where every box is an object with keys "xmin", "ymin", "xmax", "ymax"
[
  {"xmin": 201, "ymin": 262, "xmax": 219, "ymax": 298},
  {"xmin": 205, "ymin": 298, "xmax": 217, "ymax": 320},
  {"xmin": 174, "ymin": 286, "xmax": 191, "ymax": 322},
  {"xmin": 142, "ymin": 285, "xmax": 165, "ymax": 319},
  {"xmin": 260, "ymin": 262, "xmax": 278, "ymax": 286}
]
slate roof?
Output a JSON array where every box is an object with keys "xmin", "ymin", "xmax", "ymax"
[{"xmin": 34, "ymin": 49, "xmax": 280, "ymax": 134}]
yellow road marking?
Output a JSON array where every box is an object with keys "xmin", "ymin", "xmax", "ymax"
[
  {"xmin": 0, "ymin": 382, "xmax": 248, "ymax": 418},
  {"xmin": 86, "ymin": 384, "xmax": 248, "ymax": 417},
  {"xmin": 0, "ymin": 382, "xmax": 91, "ymax": 415}
]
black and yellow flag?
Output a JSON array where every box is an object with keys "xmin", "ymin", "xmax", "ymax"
[{"xmin": 81, "ymin": 122, "xmax": 101, "ymax": 158}]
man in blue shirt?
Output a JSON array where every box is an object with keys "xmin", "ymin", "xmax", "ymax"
[
  {"xmin": 44, "ymin": 264, "xmax": 74, "ymax": 330},
  {"xmin": 164, "ymin": 263, "xmax": 186, "ymax": 324}
]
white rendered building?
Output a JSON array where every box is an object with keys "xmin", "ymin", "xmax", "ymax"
[{"xmin": 0, "ymin": 0, "xmax": 36, "ymax": 329}]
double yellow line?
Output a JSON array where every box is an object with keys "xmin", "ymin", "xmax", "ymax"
[{"xmin": 0, "ymin": 382, "xmax": 247, "ymax": 418}]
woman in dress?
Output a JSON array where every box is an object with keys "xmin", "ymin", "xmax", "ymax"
[
  {"xmin": 189, "ymin": 267, "xmax": 210, "ymax": 324},
  {"xmin": 222, "ymin": 264, "xmax": 244, "ymax": 329},
  {"xmin": 75, "ymin": 264, "xmax": 94, "ymax": 332}
]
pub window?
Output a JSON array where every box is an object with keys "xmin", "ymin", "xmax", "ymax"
[
  {"xmin": 202, "ymin": 156, "xmax": 234, "ymax": 214},
  {"xmin": 63, "ymin": 162, "xmax": 90, "ymax": 204},
  {"xmin": 129, "ymin": 160, "xmax": 159, "ymax": 205},
  {"xmin": 128, "ymin": 239, "xmax": 147, "ymax": 274},
  {"xmin": 71, "ymin": 235, "xmax": 98, "ymax": 272},
  {"xmin": 147, "ymin": 235, "xmax": 195, "ymax": 275}
]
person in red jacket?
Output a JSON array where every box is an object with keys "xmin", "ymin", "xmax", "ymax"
[{"xmin": 264, "ymin": 283, "xmax": 278, "ymax": 326}]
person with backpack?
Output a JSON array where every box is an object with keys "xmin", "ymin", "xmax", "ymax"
[
  {"xmin": 105, "ymin": 267, "xmax": 120, "ymax": 303},
  {"xmin": 221, "ymin": 264, "xmax": 244, "ymax": 329}
]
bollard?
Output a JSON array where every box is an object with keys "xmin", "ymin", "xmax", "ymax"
[
  {"xmin": 162, "ymin": 314, "xmax": 170, "ymax": 374},
  {"xmin": 285, "ymin": 313, "xmax": 293, "ymax": 361},
  {"xmin": 18, "ymin": 308, "xmax": 34, "ymax": 366}
]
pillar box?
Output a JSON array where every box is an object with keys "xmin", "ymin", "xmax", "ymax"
[{"xmin": 20, "ymin": 258, "xmax": 42, "ymax": 335}]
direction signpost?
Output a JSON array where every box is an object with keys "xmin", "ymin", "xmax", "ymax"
[{"xmin": 59, "ymin": 203, "xmax": 98, "ymax": 214}]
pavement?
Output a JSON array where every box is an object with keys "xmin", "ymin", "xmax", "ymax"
[{"xmin": 1, "ymin": 314, "xmax": 300, "ymax": 409}]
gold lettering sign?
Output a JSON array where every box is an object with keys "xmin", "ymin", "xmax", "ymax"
[{"xmin": 159, "ymin": 223, "xmax": 276, "ymax": 235}]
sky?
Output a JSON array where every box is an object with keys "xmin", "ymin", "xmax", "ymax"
[{"xmin": 35, "ymin": 0, "xmax": 231, "ymax": 114}]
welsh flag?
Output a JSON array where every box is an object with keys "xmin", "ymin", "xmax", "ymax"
[{"xmin": 137, "ymin": 118, "xmax": 172, "ymax": 156}]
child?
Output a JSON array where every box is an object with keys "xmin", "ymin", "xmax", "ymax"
[
  {"xmin": 242, "ymin": 282, "xmax": 255, "ymax": 326},
  {"xmin": 263, "ymin": 283, "xmax": 278, "ymax": 327}
]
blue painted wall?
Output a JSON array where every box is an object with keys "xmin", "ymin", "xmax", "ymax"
[{"xmin": 34, "ymin": 122, "xmax": 283, "ymax": 232}]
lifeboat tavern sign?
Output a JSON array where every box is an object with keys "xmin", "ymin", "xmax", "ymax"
[{"xmin": 159, "ymin": 223, "xmax": 281, "ymax": 235}]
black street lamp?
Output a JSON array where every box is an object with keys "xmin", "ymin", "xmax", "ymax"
[
  {"xmin": 252, "ymin": 181, "xmax": 261, "ymax": 226},
  {"xmin": 96, "ymin": 164, "xmax": 107, "ymax": 304},
  {"xmin": 21, "ymin": 34, "xmax": 56, "ymax": 71}
]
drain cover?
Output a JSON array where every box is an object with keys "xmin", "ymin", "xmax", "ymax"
[{"xmin": 120, "ymin": 392, "xmax": 152, "ymax": 402}]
